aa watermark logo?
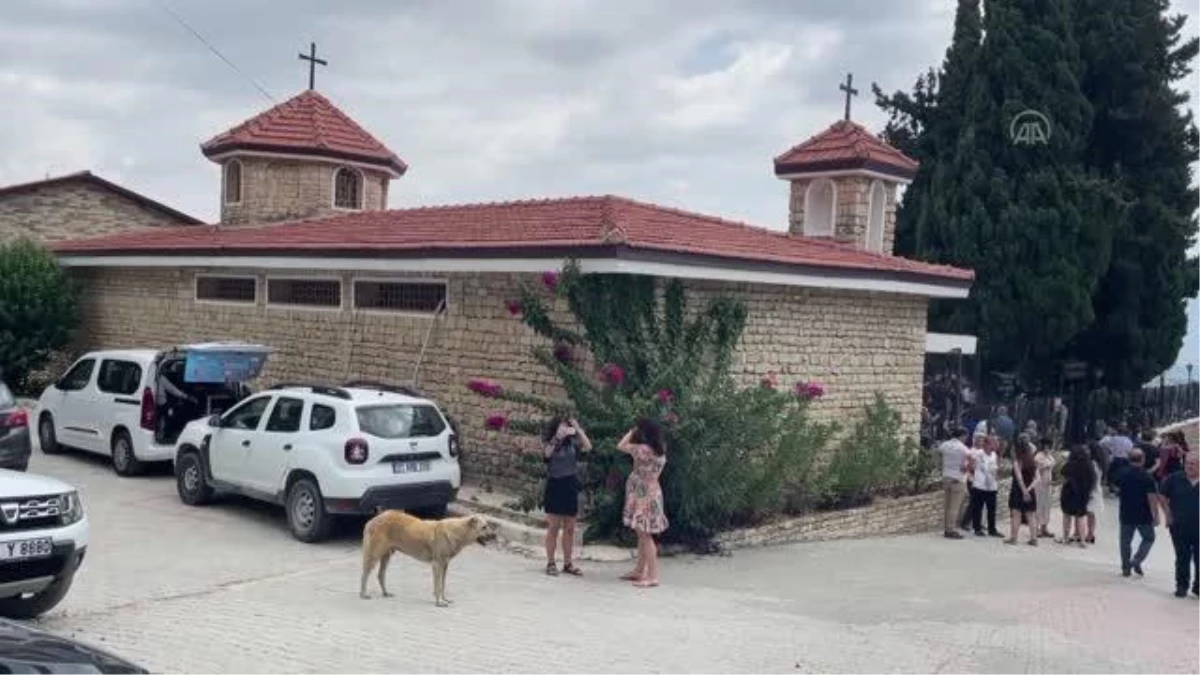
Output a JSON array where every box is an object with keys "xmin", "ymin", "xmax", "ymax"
[{"xmin": 1009, "ymin": 110, "xmax": 1051, "ymax": 146}]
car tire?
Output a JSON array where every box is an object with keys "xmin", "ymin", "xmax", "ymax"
[
  {"xmin": 175, "ymin": 451, "xmax": 213, "ymax": 506},
  {"xmin": 38, "ymin": 415, "xmax": 63, "ymax": 455},
  {"xmin": 110, "ymin": 429, "xmax": 143, "ymax": 477},
  {"xmin": 0, "ymin": 570, "xmax": 75, "ymax": 619},
  {"xmin": 286, "ymin": 478, "xmax": 331, "ymax": 543}
]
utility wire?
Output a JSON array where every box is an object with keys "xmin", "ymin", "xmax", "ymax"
[{"xmin": 156, "ymin": 0, "xmax": 276, "ymax": 104}]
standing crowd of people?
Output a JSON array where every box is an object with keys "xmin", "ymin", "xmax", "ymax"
[{"xmin": 938, "ymin": 421, "xmax": 1198, "ymax": 598}]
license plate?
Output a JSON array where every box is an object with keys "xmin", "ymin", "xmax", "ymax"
[
  {"xmin": 392, "ymin": 460, "xmax": 430, "ymax": 474},
  {"xmin": 0, "ymin": 537, "xmax": 53, "ymax": 562}
]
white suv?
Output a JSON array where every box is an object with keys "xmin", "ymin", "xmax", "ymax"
[
  {"xmin": 173, "ymin": 383, "xmax": 462, "ymax": 542},
  {"xmin": 0, "ymin": 469, "xmax": 87, "ymax": 619},
  {"xmin": 35, "ymin": 343, "xmax": 267, "ymax": 476}
]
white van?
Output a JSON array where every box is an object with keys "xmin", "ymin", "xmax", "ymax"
[{"xmin": 34, "ymin": 343, "xmax": 269, "ymax": 476}]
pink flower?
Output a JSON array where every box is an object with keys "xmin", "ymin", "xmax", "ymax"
[
  {"xmin": 505, "ymin": 299, "xmax": 523, "ymax": 316},
  {"xmin": 657, "ymin": 388, "xmax": 674, "ymax": 404},
  {"xmin": 793, "ymin": 380, "xmax": 825, "ymax": 400},
  {"xmin": 467, "ymin": 378, "xmax": 504, "ymax": 398},
  {"xmin": 761, "ymin": 371, "xmax": 779, "ymax": 390},
  {"xmin": 541, "ymin": 270, "xmax": 561, "ymax": 291},
  {"xmin": 553, "ymin": 342, "xmax": 573, "ymax": 364},
  {"xmin": 600, "ymin": 363, "xmax": 625, "ymax": 386},
  {"xmin": 484, "ymin": 413, "xmax": 508, "ymax": 431}
]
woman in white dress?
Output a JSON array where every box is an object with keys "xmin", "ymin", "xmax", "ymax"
[
  {"xmin": 1083, "ymin": 441, "xmax": 1105, "ymax": 544},
  {"xmin": 1033, "ymin": 437, "xmax": 1056, "ymax": 538}
]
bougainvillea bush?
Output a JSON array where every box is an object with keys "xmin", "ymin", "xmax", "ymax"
[{"xmin": 467, "ymin": 260, "xmax": 839, "ymax": 545}]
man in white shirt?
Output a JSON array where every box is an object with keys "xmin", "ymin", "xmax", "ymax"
[
  {"xmin": 1101, "ymin": 422, "xmax": 1134, "ymax": 492},
  {"xmin": 939, "ymin": 428, "xmax": 972, "ymax": 539}
]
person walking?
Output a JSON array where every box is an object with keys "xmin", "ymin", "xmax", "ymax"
[
  {"xmin": 617, "ymin": 419, "xmax": 668, "ymax": 588},
  {"xmin": 1050, "ymin": 397, "xmax": 1069, "ymax": 451},
  {"xmin": 1058, "ymin": 445, "xmax": 1095, "ymax": 547},
  {"xmin": 969, "ymin": 433, "xmax": 1002, "ymax": 537},
  {"xmin": 938, "ymin": 428, "xmax": 972, "ymax": 539},
  {"xmin": 1112, "ymin": 448, "xmax": 1159, "ymax": 578},
  {"xmin": 1159, "ymin": 451, "xmax": 1198, "ymax": 597},
  {"xmin": 1006, "ymin": 441, "xmax": 1041, "ymax": 545},
  {"xmin": 1102, "ymin": 422, "xmax": 1134, "ymax": 494},
  {"xmin": 1084, "ymin": 441, "xmax": 1105, "ymax": 544},
  {"xmin": 541, "ymin": 416, "xmax": 592, "ymax": 577},
  {"xmin": 1156, "ymin": 431, "xmax": 1190, "ymax": 484},
  {"xmin": 1034, "ymin": 437, "xmax": 1056, "ymax": 538}
]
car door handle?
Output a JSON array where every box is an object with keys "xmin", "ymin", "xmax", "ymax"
[
  {"xmin": 241, "ymin": 440, "xmax": 251, "ymax": 448},
  {"xmin": 283, "ymin": 444, "xmax": 293, "ymax": 451}
]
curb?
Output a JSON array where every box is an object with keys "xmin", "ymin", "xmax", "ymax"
[{"xmin": 447, "ymin": 501, "xmax": 634, "ymax": 563}]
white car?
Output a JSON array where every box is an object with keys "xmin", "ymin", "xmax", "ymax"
[
  {"xmin": 0, "ymin": 469, "xmax": 87, "ymax": 619},
  {"xmin": 35, "ymin": 343, "xmax": 267, "ymax": 476},
  {"xmin": 173, "ymin": 383, "xmax": 462, "ymax": 542}
]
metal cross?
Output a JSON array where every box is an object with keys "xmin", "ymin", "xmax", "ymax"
[
  {"xmin": 298, "ymin": 42, "xmax": 327, "ymax": 90},
  {"xmin": 839, "ymin": 72, "xmax": 858, "ymax": 121}
]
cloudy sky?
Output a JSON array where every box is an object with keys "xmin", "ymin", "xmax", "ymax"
[{"xmin": 2, "ymin": 0, "xmax": 1198, "ymax": 379}]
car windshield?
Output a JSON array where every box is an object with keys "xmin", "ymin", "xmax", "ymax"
[
  {"xmin": 355, "ymin": 404, "xmax": 446, "ymax": 439},
  {"xmin": 0, "ymin": 383, "xmax": 13, "ymax": 409}
]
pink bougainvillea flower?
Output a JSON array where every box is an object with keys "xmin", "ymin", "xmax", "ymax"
[
  {"xmin": 761, "ymin": 371, "xmax": 779, "ymax": 389},
  {"xmin": 806, "ymin": 381, "xmax": 826, "ymax": 399},
  {"xmin": 553, "ymin": 342, "xmax": 573, "ymax": 364},
  {"xmin": 541, "ymin": 270, "xmax": 561, "ymax": 291},
  {"xmin": 505, "ymin": 299, "xmax": 523, "ymax": 316},
  {"xmin": 657, "ymin": 388, "xmax": 675, "ymax": 404},
  {"xmin": 484, "ymin": 413, "xmax": 509, "ymax": 431},
  {"xmin": 600, "ymin": 363, "xmax": 626, "ymax": 386},
  {"xmin": 467, "ymin": 378, "xmax": 504, "ymax": 397}
]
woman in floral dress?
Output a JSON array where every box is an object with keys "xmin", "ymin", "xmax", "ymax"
[{"xmin": 617, "ymin": 418, "xmax": 668, "ymax": 588}]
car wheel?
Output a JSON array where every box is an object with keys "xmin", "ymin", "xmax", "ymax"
[
  {"xmin": 0, "ymin": 570, "xmax": 75, "ymax": 619},
  {"xmin": 38, "ymin": 415, "xmax": 62, "ymax": 455},
  {"xmin": 110, "ymin": 430, "xmax": 143, "ymax": 477},
  {"xmin": 175, "ymin": 452, "xmax": 213, "ymax": 505},
  {"xmin": 286, "ymin": 478, "xmax": 331, "ymax": 543}
]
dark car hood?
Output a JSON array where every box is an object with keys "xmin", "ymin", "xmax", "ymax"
[{"xmin": 0, "ymin": 619, "xmax": 148, "ymax": 674}]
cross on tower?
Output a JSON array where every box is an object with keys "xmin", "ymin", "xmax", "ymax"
[
  {"xmin": 298, "ymin": 42, "xmax": 327, "ymax": 90},
  {"xmin": 839, "ymin": 72, "xmax": 858, "ymax": 121}
]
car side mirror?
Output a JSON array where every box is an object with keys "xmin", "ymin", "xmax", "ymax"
[{"xmin": 208, "ymin": 414, "xmax": 222, "ymax": 428}]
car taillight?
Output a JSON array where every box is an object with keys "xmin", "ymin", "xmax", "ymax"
[
  {"xmin": 448, "ymin": 434, "xmax": 459, "ymax": 458},
  {"xmin": 0, "ymin": 409, "xmax": 27, "ymax": 428},
  {"xmin": 345, "ymin": 438, "xmax": 369, "ymax": 465},
  {"xmin": 140, "ymin": 387, "xmax": 156, "ymax": 431}
]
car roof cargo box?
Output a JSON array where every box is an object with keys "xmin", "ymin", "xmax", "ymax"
[{"xmin": 176, "ymin": 342, "xmax": 270, "ymax": 384}]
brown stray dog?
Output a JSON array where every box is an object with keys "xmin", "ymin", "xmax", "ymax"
[{"xmin": 360, "ymin": 510, "xmax": 498, "ymax": 607}]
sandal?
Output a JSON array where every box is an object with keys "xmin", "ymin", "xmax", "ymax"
[
  {"xmin": 545, "ymin": 562, "xmax": 559, "ymax": 576},
  {"xmin": 1004, "ymin": 539, "xmax": 1018, "ymax": 545},
  {"xmin": 1027, "ymin": 539, "xmax": 1038, "ymax": 547},
  {"xmin": 619, "ymin": 571, "xmax": 642, "ymax": 581},
  {"xmin": 562, "ymin": 563, "xmax": 583, "ymax": 576},
  {"xmin": 632, "ymin": 579, "xmax": 659, "ymax": 588}
]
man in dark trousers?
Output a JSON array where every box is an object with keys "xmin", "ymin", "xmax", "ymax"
[
  {"xmin": 1112, "ymin": 448, "xmax": 1159, "ymax": 578},
  {"xmin": 1159, "ymin": 451, "xmax": 1198, "ymax": 597}
]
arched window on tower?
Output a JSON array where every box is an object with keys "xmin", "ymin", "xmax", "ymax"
[
  {"xmin": 803, "ymin": 178, "xmax": 836, "ymax": 236},
  {"xmin": 867, "ymin": 180, "xmax": 887, "ymax": 252},
  {"xmin": 224, "ymin": 160, "xmax": 242, "ymax": 205},
  {"xmin": 333, "ymin": 167, "xmax": 363, "ymax": 210}
]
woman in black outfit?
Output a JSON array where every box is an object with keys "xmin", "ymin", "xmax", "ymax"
[
  {"xmin": 1006, "ymin": 441, "xmax": 1042, "ymax": 546},
  {"xmin": 541, "ymin": 416, "xmax": 592, "ymax": 576},
  {"xmin": 1058, "ymin": 445, "xmax": 1096, "ymax": 547}
]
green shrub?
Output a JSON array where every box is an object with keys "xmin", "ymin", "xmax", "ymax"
[
  {"xmin": 820, "ymin": 394, "xmax": 911, "ymax": 508},
  {"xmin": 0, "ymin": 239, "xmax": 78, "ymax": 392},
  {"xmin": 468, "ymin": 261, "xmax": 836, "ymax": 545}
]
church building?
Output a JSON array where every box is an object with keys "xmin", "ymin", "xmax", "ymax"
[{"xmin": 46, "ymin": 87, "xmax": 972, "ymax": 485}]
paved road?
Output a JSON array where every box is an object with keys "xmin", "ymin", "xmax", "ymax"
[{"xmin": 14, "ymin": 450, "xmax": 1199, "ymax": 674}]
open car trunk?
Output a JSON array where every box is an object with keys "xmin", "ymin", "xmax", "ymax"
[{"xmin": 152, "ymin": 342, "xmax": 269, "ymax": 445}]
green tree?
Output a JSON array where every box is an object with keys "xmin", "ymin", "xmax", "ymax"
[
  {"xmin": 0, "ymin": 238, "xmax": 79, "ymax": 391},
  {"xmin": 467, "ymin": 263, "xmax": 838, "ymax": 545},
  {"xmin": 1069, "ymin": 0, "xmax": 1200, "ymax": 388}
]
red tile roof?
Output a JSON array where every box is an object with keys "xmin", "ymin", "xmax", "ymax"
[
  {"xmin": 774, "ymin": 120, "xmax": 918, "ymax": 180},
  {"xmin": 53, "ymin": 196, "xmax": 972, "ymax": 283},
  {"xmin": 201, "ymin": 90, "xmax": 407, "ymax": 176},
  {"xmin": 0, "ymin": 171, "xmax": 202, "ymax": 224}
]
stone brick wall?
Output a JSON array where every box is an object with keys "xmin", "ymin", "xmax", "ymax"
[
  {"xmin": 0, "ymin": 182, "xmax": 191, "ymax": 243},
  {"xmin": 69, "ymin": 266, "xmax": 929, "ymax": 487},
  {"xmin": 219, "ymin": 157, "xmax": 389, "ymax": 225},
  {"xmin": 786, "ymin": 177, "xmax": 899, "ymax": 254}
]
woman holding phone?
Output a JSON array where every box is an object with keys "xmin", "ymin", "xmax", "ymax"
[
  {"xmin": 542, "ymin": 416, "xmax": 592, "ymax": 576},
  {"xmin": 617, "ymin": 418, "xmax": 668, "ymax": 588}
]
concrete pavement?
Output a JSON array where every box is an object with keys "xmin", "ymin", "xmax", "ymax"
[{"xmin": 15, "ymin": 449, "xmax": 1199, "ymax": 674}]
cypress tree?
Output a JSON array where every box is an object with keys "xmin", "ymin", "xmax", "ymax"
[
  {"xmin": 922, "ymin": 0, "xmax": 1120, "ymax": 385},
  {"xmin": 1069, "ymin": 0, "xmax": 1200, "ymax": 388}
]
